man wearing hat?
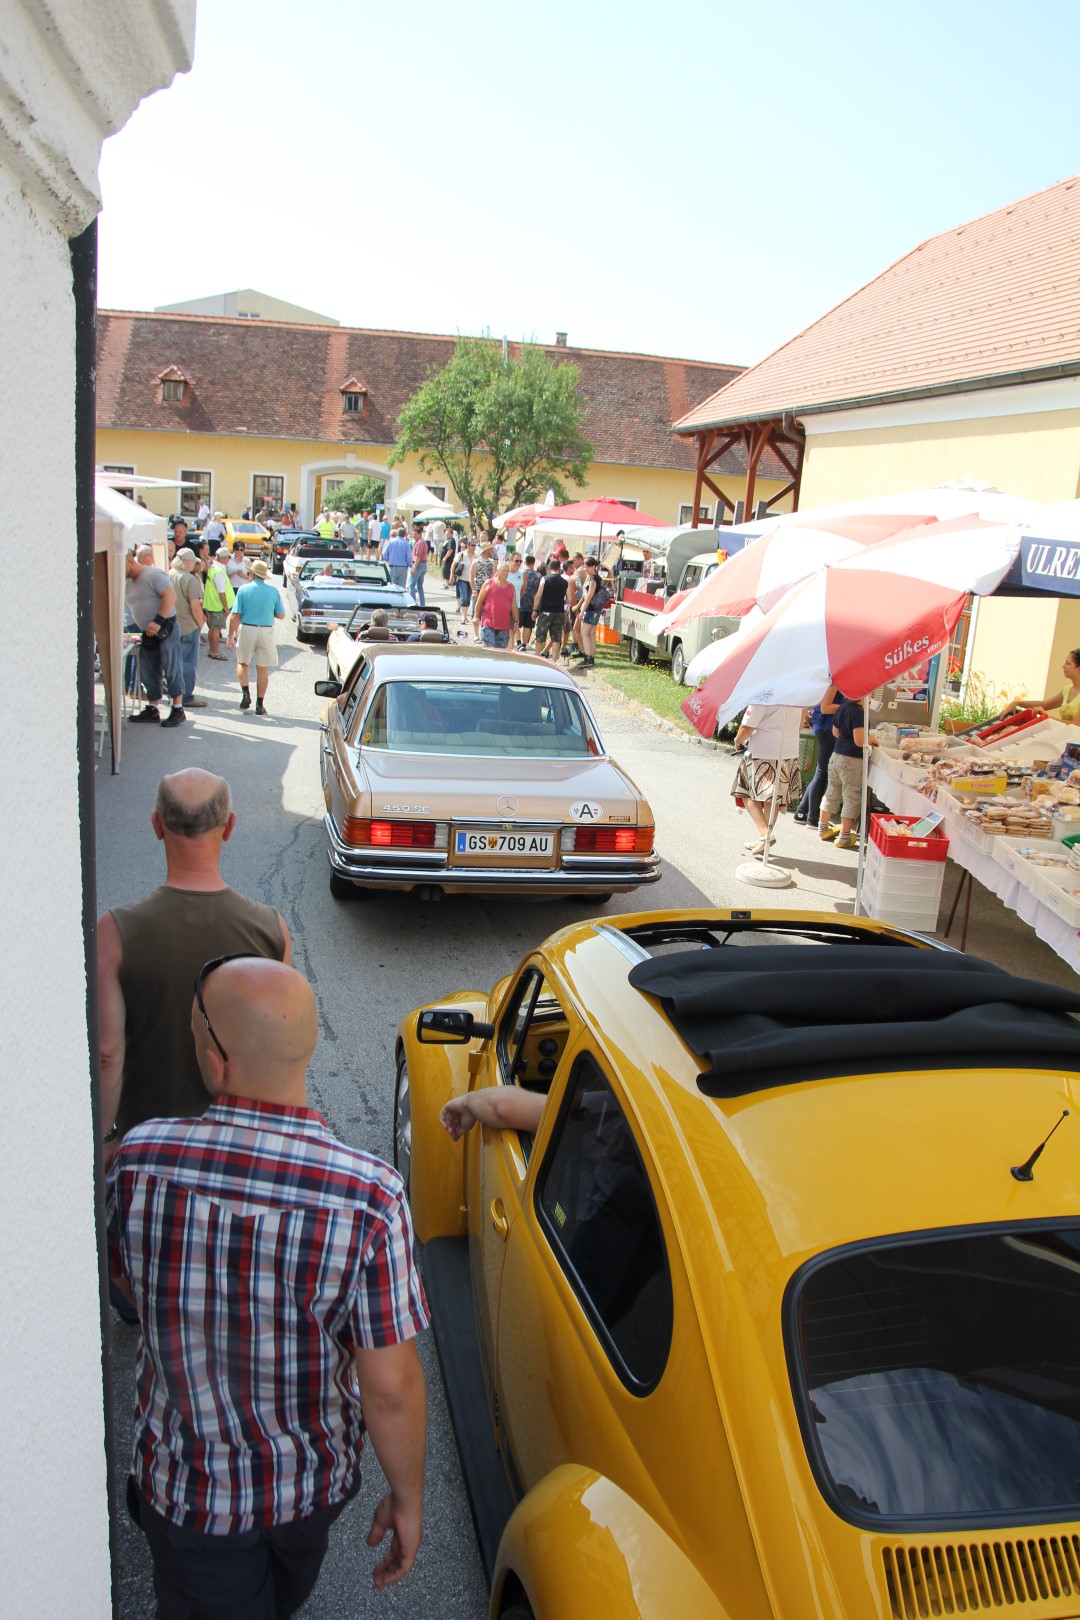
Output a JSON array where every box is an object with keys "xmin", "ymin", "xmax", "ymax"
[
  {"xmin": 228, "ymin": 559, "xmax": 284, "ymax": 716},
  {"xmin": 169, "ymin": 542, "xmax": 209, "ymax": 710}
]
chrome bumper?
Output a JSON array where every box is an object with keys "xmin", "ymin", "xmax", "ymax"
[{"xmin": 323, "ymin": 814, "xmax": 661, "ymax": 894}]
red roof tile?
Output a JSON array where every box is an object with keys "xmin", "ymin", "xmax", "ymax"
[
  {"xmin": 675, "ymin": 174, "xmax": 1080, "ymax": 433},
  {"xmin": 97, "ymin": 311, "xmax": 749, "ymax": 474}
]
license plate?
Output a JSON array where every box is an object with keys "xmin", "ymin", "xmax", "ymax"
[{"xmin": 453, "ymin": 829, "xmax": 555, "ymax": 865}]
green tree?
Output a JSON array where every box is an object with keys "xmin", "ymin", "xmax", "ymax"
[
  {"xmin": 330, "ymin": 474, "xmax": 386, "ymax": 515},
  {"xmin": 388, "ymin": 336, "xmax": 593, "ymax": 533}
]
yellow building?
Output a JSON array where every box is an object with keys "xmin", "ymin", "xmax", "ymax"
[
  {"xmin": 674, "ymin": 175, "xmax": 1080, "ymax": 702},
  {"xmin": 96, "ymin": 313, "xmax": 788, "ymax": 532}
]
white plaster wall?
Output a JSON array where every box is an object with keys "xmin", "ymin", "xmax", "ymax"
[{"xmin": 0, "ymin": 4, "xmax": 194, "ymax": 1614}]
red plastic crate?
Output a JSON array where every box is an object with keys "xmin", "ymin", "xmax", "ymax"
[{"xmin": 868, "ymin": 813, "xmax": 950, "ymax": 863}]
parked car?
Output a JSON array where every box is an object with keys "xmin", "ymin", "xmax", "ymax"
[
  {"xmin": 282, "ymin": 536, "xmax": 353, "ymax": 587},
  {"xmin": 291, "ymin": 563, "xmax": 413, "ymax": 641},
  {"xmin": 313, "ymin": 645, "xmax": 659, "ymax": 900},
  {"xmin": 221, "ymin": 518, "xmax": 271, "ymax": 557},
  {"xmin": 396, "ymin": 908, "xmax": 1080, "ymax": 1619},
  {"xmin": 271, "ymin": 527, "xmax": 320, "ymax": 573},
  {"xmin": 613, "ymin": 527, "xmax": 743, "ymax": 683}
]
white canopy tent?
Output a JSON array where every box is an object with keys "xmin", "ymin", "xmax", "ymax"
[
  {"xmin": 94, "ymin": 481, "xmax": 168, "ymax": 773},
  {"xmin": 392, "ymin": 483, "xmax": 451, "ymax": 514}
]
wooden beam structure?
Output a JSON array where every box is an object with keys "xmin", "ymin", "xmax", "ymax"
[{"xmin": 683, "ymin": 416, "xmax": 805, "ymax": 527}]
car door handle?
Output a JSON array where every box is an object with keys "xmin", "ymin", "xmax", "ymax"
[
  {"xmin": 323, "ymin": 746, "xmax": 335, "ymax": 760},
  {"xmin": 489, "ymin": 1198, "xmax": 509, "ymax": 1241}
]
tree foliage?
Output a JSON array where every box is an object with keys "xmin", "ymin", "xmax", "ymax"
[
  {"xmin": 329, "ymin": 475, "xmax": 386, "ymax": 514},
  {"xmin": 388, "ymin": 337, "xmax": 593, "ymax": 532}
]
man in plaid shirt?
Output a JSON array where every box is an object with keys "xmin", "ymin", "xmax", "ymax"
[{"xmin": 108, "ymin": 957, "xmax": 429, "ymax": 1619}]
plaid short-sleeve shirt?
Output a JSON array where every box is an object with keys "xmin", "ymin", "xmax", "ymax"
[{"xmin": 107, "ymin": 1097, "xmax": 429, "ymax": 1534}]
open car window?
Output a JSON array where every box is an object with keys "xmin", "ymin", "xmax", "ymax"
[
  {"xmin": 536, "ymin": 1053, "xmax": 673, "ymax": 1392},
  {"xmin": 789, "ymin": 1224, "xmax": 1080, "ymax": 1527},
  {"xmin": 358, "ymin": 680, "xmax": 602, "ymax": 756}
]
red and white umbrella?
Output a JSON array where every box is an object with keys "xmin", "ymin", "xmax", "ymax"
[
  {"xmin": 494, "ymin": 499, "xmax": 556, "ymax": 531},
  {"xmin": 653, "ymin": 510, "xmax": 940, "ymax": 632},
  {"xmin": 680, "ymin": 516, "xmax": 1022, "ymax": 737}
]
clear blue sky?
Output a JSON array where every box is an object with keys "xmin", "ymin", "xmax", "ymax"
[{"xmin": 97, "ymin": 0, "xmax": 1080, "ymax": 367}]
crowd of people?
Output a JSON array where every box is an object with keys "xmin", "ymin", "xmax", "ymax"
[{"xmin": 123, "ymin": 502, "xmax": 620, "ymax": 744}]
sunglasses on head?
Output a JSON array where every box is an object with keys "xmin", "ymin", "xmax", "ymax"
[{"xmin": 193, "ymin": 953, "xmax": 257, "ymax": 1063}]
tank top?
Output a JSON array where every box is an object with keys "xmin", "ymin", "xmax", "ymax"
[
  {"xmin": 1059, "ymin": 692, "xmax": 1080, "ymax": 723},
  {"xmin": 111, "ymin": 885, "xmax": 286, "ymax": 1135}
]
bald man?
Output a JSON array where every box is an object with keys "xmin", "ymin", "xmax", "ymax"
[
  {"xmin": 125, "ymin": 543, "xmax": 186, "ymax": 725},
  {"xmin": 108, "ymin": 959, "xmax": 428, "ymax": 1618},
  {"xmin": 97, "ymin": 768, "xmax": 291, "ymax": 1146}
]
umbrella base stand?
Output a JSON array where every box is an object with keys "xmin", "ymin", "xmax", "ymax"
[{"xmin": 736, "ymin": 859, "xmax": 794, "ymax": 889}]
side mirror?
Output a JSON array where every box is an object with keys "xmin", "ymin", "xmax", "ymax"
[
  {"xmin": 314, "ymin": 679, "xmax": 342, "ymax": 698},
  {"xmin": 416, "ymin": 1007, "xmax": 495, "ymax": 1044}
]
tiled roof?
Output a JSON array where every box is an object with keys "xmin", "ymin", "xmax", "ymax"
[
  {"xmin": 96, "ymin": 311, "xmax": 748, "ymax": 473},
  {"xmin": 675, "ymin": 174, "xmax": 1080, "ymax": 433}
]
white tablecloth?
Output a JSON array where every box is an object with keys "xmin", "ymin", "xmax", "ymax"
[{"xmin": 868, "ymin": 761, "xmax": 1080, "ymax": 976}]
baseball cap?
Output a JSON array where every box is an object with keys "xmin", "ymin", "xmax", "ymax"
[{"xmin": 175, "ymin": 547, "xmax": 197, "ymax": 563}]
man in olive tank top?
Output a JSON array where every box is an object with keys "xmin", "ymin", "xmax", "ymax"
[{"xmin": 97, "ymin": 769, "xmax": 291, "ymax": 1143}]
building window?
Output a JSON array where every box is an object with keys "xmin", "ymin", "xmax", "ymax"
[
  {"xmin": 678, "ymin": 503, "xmax": 712, "ymax": 526},
  {"xmin": 161, "ymin": 379, "xmax": 184, "ymax": 403},
  {"xmin": 179, "ymin": 470, "xmax": 212, "ymax": 518},
  {"xmin": 612, "ymin": 497, "xmax": 638, "ymax": 511},
  {"xmin": 427, "ymin": 484, "xmax": 447, "ymax": 502},
  {"xmin": 343, "ymin": 392, "xmax": 364, "ymax": 413},
  {"xmin": 103, "ymin": 464, "xmax": 135, "ymax": 501},
  {"xmin": 251, "ymin": 474, "xmax": 284, "ymax": 515}
]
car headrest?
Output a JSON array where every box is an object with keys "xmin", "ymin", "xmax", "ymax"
[{"xmin": 361, "ymin": 626, "xmax": 392, "ymax": 641}]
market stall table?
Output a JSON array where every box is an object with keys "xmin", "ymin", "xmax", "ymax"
[{"xmin": 868, "ymin": 757, "xmax": 1080, "ymax": 975}]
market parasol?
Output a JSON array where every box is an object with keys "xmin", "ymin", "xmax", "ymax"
[
  {"xmin": 529, "ymin": 496, "xmax": 667, "ymax": 547},
  {"xmin": 680, "ymin": 515, "xmax": 1024, "ymax": 896},
  {"xmin": 653, "ymin": 510, "xmax": 940, "ymax": 631},
  {"xmin": 494, "ymin": 494, "xmax": 557, "ymax": 531}
]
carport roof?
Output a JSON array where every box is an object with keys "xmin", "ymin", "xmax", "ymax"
[{"xmin": 674, "ymin": 174, "xmax": 1080, "ymax": 434}]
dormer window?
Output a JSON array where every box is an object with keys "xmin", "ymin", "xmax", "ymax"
[
  {"xmin": 340, "ymin": 376, "xmax": 368, "ymax": 415},
  {"xmin": 158, "ymin": 365, "xmax": 190, "ymax": 405}
]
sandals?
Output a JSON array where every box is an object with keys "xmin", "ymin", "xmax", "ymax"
[
  {"xmin": 208, "ymin": 652, "xmax": 228, "ymax": 661},
  {"xmin": 744, "ymin": 837, "xmax": 767, "ymax": 855}
]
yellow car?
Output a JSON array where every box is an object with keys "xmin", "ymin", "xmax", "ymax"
[
  {"xmin": 397, "ymin": 908, "xmax": 1080, "ymax": 1619},
  {"xmin": 221, "ymin": 518, "xmax": 271, "ymax": 556}
]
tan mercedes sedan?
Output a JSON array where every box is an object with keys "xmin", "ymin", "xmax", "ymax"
[{"xmin": 315, "ymin": 643, "xmax": 660, "ymax": 901}]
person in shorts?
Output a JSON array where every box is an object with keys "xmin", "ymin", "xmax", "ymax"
[
  {"xmin": 534, "ymin": 560, "xmax": 569, "ymax": 661},
  {"xmin": 818, "ymin": 696, "xmax": 866, "ymax": 850},
  {"xmin": 517, "ymin": 553, "xmax": 541, "ymax": 651},
  {"xmin": 228, "ymin": 559, "xmax": 284, "ymax": 716}
]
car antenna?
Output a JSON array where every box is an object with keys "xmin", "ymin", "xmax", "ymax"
[{"xmin": 1010, "ymin": 1109, "xmax": 1069, "ymax": 1182}]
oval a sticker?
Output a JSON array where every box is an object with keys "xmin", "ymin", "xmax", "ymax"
[{"xmin": 570, "ymin": 801, "xmax": 603, "ymax": 821}]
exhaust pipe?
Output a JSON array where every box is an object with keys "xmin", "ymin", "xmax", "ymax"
[{"xmin": 414, "ymin": 885, "xmax": 445, "ymax": 903}]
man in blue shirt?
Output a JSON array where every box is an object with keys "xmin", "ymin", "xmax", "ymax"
[
  {"xmin": 228, "ymin": 558, "xmax": 284, "ymax": 716},
  {"xmin": 383, "ymin": 526, "xmax": 412, "ymax": 589}
]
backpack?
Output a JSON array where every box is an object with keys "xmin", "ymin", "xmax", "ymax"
[{"xmin": 591, "ymin": 579, "xmax": 613, "ymax": 612}]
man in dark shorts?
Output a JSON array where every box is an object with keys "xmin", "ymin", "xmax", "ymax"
[{"xmin": 534, "ymin": 559, "xmax": 569, "ymax": 660}]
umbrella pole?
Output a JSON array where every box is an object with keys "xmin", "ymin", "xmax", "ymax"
[
  {"xmin": 737, "ymin": 751, "xmax": 793, "ymax": 889},
  {"xmin": 855, "ymin": 694, "xmax": 870, "ymax": 915}
]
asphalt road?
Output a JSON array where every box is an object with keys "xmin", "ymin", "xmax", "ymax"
[{"xmin": 97, "ymin": 573, "xmax": 1073, "ymax": 1618}]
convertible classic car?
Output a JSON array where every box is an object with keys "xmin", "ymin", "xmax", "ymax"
[
  {"xmin": 398, "ymin": 908, "xmax": 1080, "ymax": 1619},
  {"xmin": 314, "ymin": 645, "xmax": 659, "ymax": 900},
  {"xmin": 290, "ymin": 559, "xmax": 409, "ymax": 640}
]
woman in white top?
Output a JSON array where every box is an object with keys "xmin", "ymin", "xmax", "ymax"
[
  {"xmin": 226, "ymin": 540, "xmax": 250, "ymax": 591},
  {"xmin": 729, "ymin": 704, "xmax": 805, "ymax": 856}
]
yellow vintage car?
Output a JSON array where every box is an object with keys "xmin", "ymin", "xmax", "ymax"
[
  {"xmin": 397, "ymin": 908, "xmax": 1080, "ymax": 1619},
  {"xmin": 314, "ymin": 645, "xmax": 659, "ymax": 901},
  {"xmin": 221, "ymin": 518, "xmax": 271, "ymax": 556}
]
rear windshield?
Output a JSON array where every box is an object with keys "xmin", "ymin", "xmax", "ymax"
[
  {"xmin": 790, "ymin": 1226, "xmax": 1080, "ymax": 1525},
  {"xmin": 359, "ymin": 680, "xmax": 600, "ymax": 757}
]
